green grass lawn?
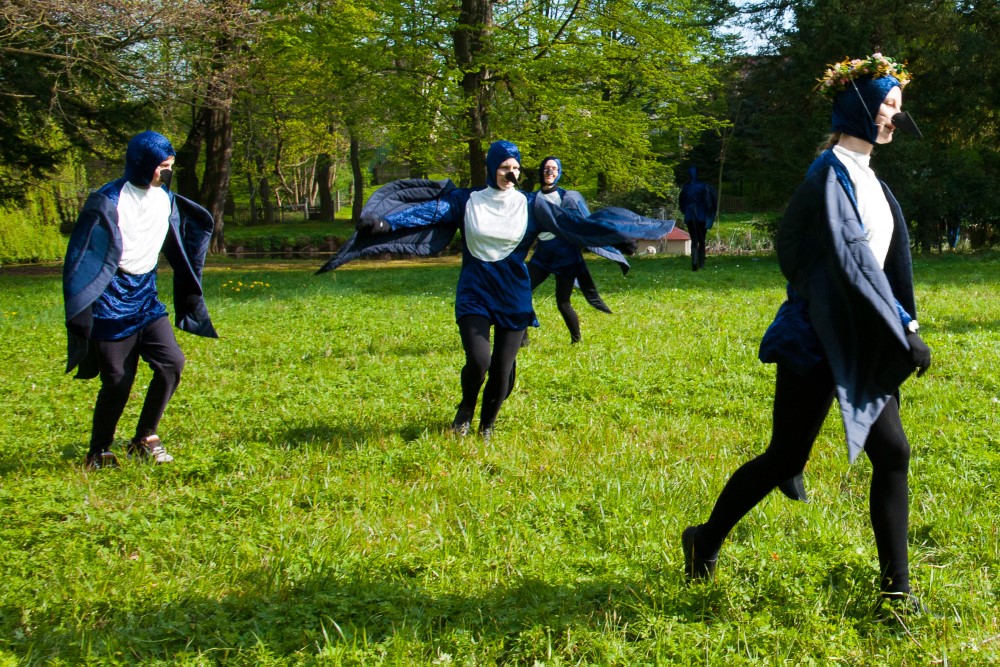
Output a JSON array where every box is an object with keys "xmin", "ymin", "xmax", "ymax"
[{"xmin": 2, "ymin": 250, "xmax": 999, "ymax": 665}]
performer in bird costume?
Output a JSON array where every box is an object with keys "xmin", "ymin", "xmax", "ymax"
[
  {"xmin": 682, "ymin": 55, "xmax": 930, "ymax": 615},
  {"xmin": 319, "ymin": 140, "xmax": 673, "ymax": 439},
  {"xmin": 63, "ymin": 131, "xmax": 217, "ymax": 469},
  {"xmin": 524, "ymin": 156, "xmax": 621, "ymax": 345}
]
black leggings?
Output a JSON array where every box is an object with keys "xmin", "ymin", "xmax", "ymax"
[
  {"xmin": 697, "ymin": 362, "xmax": 912, "ymax": 593},
  {"xmin": 89, "ymin": 316, "xmax": 185, "ymax": 454},
  {"xmin": 687, "ymin": 218, "xmax": 707, "ymax": 269},
  {"xmin": 528, "ymin": 263, "xmax": 580, "ymax": 342},
  {"xmin": 457, "ymin": 315, "xmax": 524, "ymax": 431}
]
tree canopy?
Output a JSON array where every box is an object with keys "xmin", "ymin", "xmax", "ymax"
[{"xmin": 2, "ymin": 0, "xmax": 998, "ymax": 251}]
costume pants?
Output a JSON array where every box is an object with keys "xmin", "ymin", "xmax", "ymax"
[
  {"xmin": 687, "ymin": 218, "xmax": 707, "ymax": 269},
  {"xmin": 457, "ymin": 315, "xmax": 523, "ymax": 431},
  {"xmin": 528, "ymin": 263, "xmax": 581, "ymax": 342},
  {"xmin": 696, "ymin": 361, "xmax": 912, "ymax": 594},
  {"xmin": 89, "ymin": 316, "xmax": 185, "ymax": 454}
]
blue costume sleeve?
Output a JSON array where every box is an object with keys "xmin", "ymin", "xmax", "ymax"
[
  {"xmin": 705, "ymin": 184, "xmax": 719, "ymax": 229},
  {"xmin": 164, "ymin": 193, "xmax": 218, "ymax": 339},
  {"xmin": 316, "ymin": 180, "xmax": 469, "ymax": 273},
  {"xmin": 584, "ymin": 246, "xmax": 630, "ymax": 275},
  {"xmin": 561, "ymin": 190, "xmax": 592, "ymax": 217},
  {"xmin": 64, "ymin": 194, "xmax": 120, "ymax": 327},
  {"xmin": 895, "ymin": 301, "xmax": 914, "ymax": 329},
  {"xmin": 556, "ymin": 189, "xmax": 628, "ymax": 273},
  {"xmin": 809, "ymin": 151, "xmax": 915, "ymax": 332},
  {"xmin": 357, "ymin": 179, "xmax": 463, "ymax": 233},
  {"xmin": 532, "ymin": 196, "xmax": 674, "ymax": 250},
  {"xmin": 316, "ymin": 225, "xmax": 461, "ymax": 274}
]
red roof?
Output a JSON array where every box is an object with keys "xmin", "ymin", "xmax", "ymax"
[{"xmin": 666, "ymin": 226, "xmax": 690, "ymax": 240}]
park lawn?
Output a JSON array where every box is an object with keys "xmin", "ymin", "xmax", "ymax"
[{"xmin": 1, "ymin": 251, "xmax": 999, "ymax": 665}]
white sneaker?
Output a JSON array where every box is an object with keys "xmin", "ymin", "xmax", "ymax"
[{"xmin": 129, "ymin": 434, "xmax": 174, "ymax": 463}]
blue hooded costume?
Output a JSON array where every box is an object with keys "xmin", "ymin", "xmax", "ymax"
[
  {"xmin": 678, "ymin": 166, "xmax": 718, "ymax": 228},
  {"xmin": 319, "ymin": 140, "xmax": 673, "ymax": 330},
  {"xmin": 527, "ymin": 156, "xmax": 623, "ymax": 315},
  {"xmin": 758, "ymin": 74, "xmax": 919, "ymax": 462},
  {"xmin": 63, "ymin": 131, "xmax": 218, "ymax": 379}
]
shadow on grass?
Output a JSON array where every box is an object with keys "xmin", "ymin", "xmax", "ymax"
[
  {"xmin": 0, "ymin": 440, "xmax": 91, "ymax": 477},
  {"xmin": 1, "ymin": 564, "xmax": 912, "ymax": 662},
  {"xmin": 273, "ymin": 417, "xmax": 453, "ymax": 451}
]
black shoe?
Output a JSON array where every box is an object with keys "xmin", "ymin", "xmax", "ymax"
[
  {"xmin": 777, "ymin": 474, "xmax": 809, "ymax": 502},
  {"xmin": 682, "ymin": 525, "xmax": 717, "ymax": 581},
  {"xmin": 85, "ymin": 451, "xmax": 120, "ymax": 471},
  {"xmin": 450, "ymin": 406, "xmax": 473, "ymax": 436},
  {"xmin": 876, "ymin": 592, "xmax": 935, "ymax": 620}
]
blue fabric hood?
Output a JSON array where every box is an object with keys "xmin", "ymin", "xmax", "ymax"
[
  {"xmin": 486, "ymin": 140, "xmax": 521, "ymax": 189},
  {"xmin": 831, "ymin": 75, "xmax": 899, "ymax": 145},
  {"xmin": 124, "ymin": 131, "xmax": 175, "ymax": 187},
  {"xmin": 539, "ymin": 156, "xmax": 562, "ymax": 187}
]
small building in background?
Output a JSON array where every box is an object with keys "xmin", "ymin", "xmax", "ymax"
[{"xmin": 635, "ymin": 226, "xmax": 691, "ymax": 256}]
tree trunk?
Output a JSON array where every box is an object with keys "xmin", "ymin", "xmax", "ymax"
[
  {"xmin": 260, "ymin": 175, "xmax": 275, "ymax": 224},
  {"xmin": 175, "ymin": 105, "xmax": 207, "ymax": 201},
  {"xmin": 350, "ymin": 135, "xmax": 364, "ymax": 224},
  {"xmin": 246, "ymin": 172, "xmax": 258, "ymax": 225},
  {"xmin": 201, "ymin": 98, "xmax": 234, "ymax": 255},
  {"xmin": 316, "ymin": 152, "xmax": 334, "ymax": 220},
  {"xmin": 453, "ymin": 0, "xmax": 492, "ymax": 186},
  {"xmin": 596, "ymin": 172, "xmax": 609, "ymax": 199}
]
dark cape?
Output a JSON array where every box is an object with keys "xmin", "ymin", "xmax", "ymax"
[
  {"xmin": 317, "ymin": 179, "xmax": 662, "ymax": 276},
  {"xmin": 63, "ymin": 181, "xmax": 217, "ymax": 379},
  {"xmin": 760, "ymin": 150, "xmax": 917, "ymax": 461},
  {"xmin": 529, "ymin": 188, "xmax": 626, "ymax": 314}
]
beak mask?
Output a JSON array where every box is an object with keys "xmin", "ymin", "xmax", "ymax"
[{"xmin": 891, "ymin": 111, "xmax": 923, "ymax": 139}]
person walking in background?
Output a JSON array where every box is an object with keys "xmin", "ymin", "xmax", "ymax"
[
  {"xmin": 678, "ymin": 165, "xmax": 718, "ymax": 271},
  {"xmin": 63, "ymin": 131, "xmax": 217, "ymax": 470},
  {"xmin": 682, "ymin": 54, "xmax": 931, "ymax": 614},
  {"xmin": 524, "ymin": 156, "xmax": 619, "ymax": 346},
  {"xmin": 318, "ymin": 140, "xmax": 671, "ymax": 440}
]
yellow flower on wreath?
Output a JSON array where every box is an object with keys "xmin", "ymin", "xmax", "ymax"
[{"xmin": 816, "ymin": 52, "xmax": 912, "ymax": 100}]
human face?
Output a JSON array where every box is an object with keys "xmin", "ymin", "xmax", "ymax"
[
  {"xmin": 874, "ymin": 86, "xmax": 902, "ymax": 145},
  {"xmin": 150, "ymin": 156, "xmax": 176, "ymax": 188},
  {"xmin": 495, "ymin": 157, "xmax": 520, "ymax": 190},
  {"xmin": 540, "ymin": 160, "xmax": 560, "ymax": 188}
]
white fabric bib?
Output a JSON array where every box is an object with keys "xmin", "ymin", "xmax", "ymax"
[
  {"xmin": 464, "ymin": 187, "xmax": 529, "ymax": 261},
  {"xmin": 833, "ymin": 145, "xmax": 894, "ymax": 268},
  {"xmin": 117, "ymin": 182, "xmax": 171, "ymax": 274},
  {"xmin": 536, "ymin": 189, "xmax": 562, "ymax": 241}
]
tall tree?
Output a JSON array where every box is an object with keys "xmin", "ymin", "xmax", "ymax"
[
  {"xmin": 453, "ymin": 0, "xmax": 494, "ymax": 184},
  {"xmin": 723, "ymin": 0, "xmax": 1000, "ymax": 246},
  {"xmin": 0, "ymin": 0, "xmax": 191, "ymax": 204}
]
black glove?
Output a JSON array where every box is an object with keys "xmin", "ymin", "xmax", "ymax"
[
  {"xmin": 614, "ymin": 240, "xmax": 638, "ymax": 255},
  {"xmin": 356, "ymin": 217, "xmax": 389, "ymax": 234},
  {"xmin": 906, "ymin": 331, "xmax": 931, "ymax": 377}
]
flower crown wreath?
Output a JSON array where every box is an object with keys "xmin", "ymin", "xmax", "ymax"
[{"xmin": 816, "ymin": 53, "xmax": 912, "ymax": 99}]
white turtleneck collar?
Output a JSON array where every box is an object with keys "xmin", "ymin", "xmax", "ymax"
[
  {"xmin": 832, "ymin": 144, "xmax": 894, "ymax": 268},
  {"xmin": 464, "ymin": 186, "xmax": 529, "ymax": 261}
]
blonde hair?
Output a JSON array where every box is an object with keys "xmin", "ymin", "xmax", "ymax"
[{"xmin": 819, "ymin": 132, "xmax": 842, "ymax": 153}]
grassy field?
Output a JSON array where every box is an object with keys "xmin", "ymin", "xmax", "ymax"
[{"xmin": 1, "ymin": 249, "xmax": 999, "ymax": 665}]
